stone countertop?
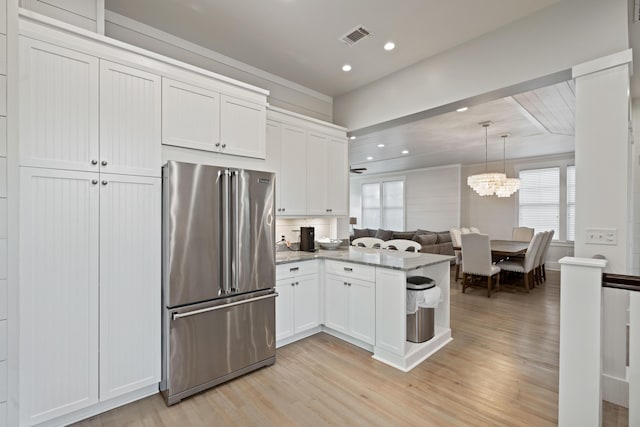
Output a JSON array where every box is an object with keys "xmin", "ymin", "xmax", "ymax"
[{"xmin": 275, "ymin": 247, "xmax": 454, "ymax": 272}]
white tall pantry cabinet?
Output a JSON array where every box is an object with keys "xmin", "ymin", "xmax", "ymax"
[{"xmin": 18, "ymin": 34, "xmax": 161, "ymax": 425}]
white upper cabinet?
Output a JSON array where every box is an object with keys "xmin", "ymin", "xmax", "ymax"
[
  {"xmin": 162, "ymin": 78, "xmax": 267, "ymax": 159},
  {"xmin": 100, "ymin": 61, "xmax": 161, "ymax": 177},
  {"xmin": 19, "ymin": 37, "xmax": 99, "ymax": 172},
  {"xmin": 307, "ymin": 133, "xmax": 348, "ymax": 216},
  {"xmin": 99, "ymin": 174, "xmax": 161, "ymax": 400},
  {"xmin": 161, "ymin": 78, "xmax": 220, "ymax": 152},
  {"xmin": 278, "ymin": 125, "xmax": 307, "ymax": 215},
  {"xmin": 22, "ymin": 0, "xmax": 100, "ymax": 32},
  {"xmin": 220, "ymin": 94, "xmax": 266, "ymax": 159},
  {"xmin": 20, "ymin": 38, "xmax": 161, "ymax": 177}
]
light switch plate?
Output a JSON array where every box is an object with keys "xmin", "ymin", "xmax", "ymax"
[{"xmin": 585, "ymin": 228, "xmax": 617, "ymax": 245}]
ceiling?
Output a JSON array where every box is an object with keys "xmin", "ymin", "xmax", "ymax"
[
  {"xmin": 105, "ymin": 0, "xmax": 558, "ymax": 97},
  {"xmin": 349, "ymin": 80, "xmax": 576, "ymax": 175}
]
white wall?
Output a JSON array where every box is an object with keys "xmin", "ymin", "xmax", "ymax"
[
  {"xmin": 334, "ymin": 0, "xmax": 629, "ymax": 131},
  {"xmin": 104, "ymin": 11, "xmax": 334, "ymax": 123},
  {"xmin": 350, "ymin": 164, "xmax": 460, "ymax": 232}
]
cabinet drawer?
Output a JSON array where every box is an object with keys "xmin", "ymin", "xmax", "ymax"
[
  {"xmin": 325, "ymin": 260, "xmax": 375, "ymax": 282},
  {"xmin": 277, "ymin": 260, "xmax": 318, "ymax": 280}
]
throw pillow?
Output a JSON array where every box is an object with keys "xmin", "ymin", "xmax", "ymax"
[
  {"xmin": 374, "ymin": 229, "xmax": 393, "ymax": 240},
  {"xmin": 353, "ymin": 228, "xmax": 369, "ymax": 238},
  {"xmin": 436, "ymin": 232, "xmax": 451, "ymax": 243},
  {"xmin": 392, "ymin": 231, "xmax": 416, "ymax": 240},
  {"xmin": 414, "ymin": 233, "xmax": 437, "ymax": 246}
]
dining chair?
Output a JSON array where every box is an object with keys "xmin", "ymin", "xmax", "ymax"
[
  {"xmin": 469, "ymin": 226, "xmax": 480, "ymax": 233},
  {"xmin": 532, "ymin": 231, "xmax": 549, "ymax": 286},
  {"xmin": 460, "ymin": 227, "xmax": 471, "ymax": 234},
  {"xmin": 351, "ymin": 237, "xmax": 385, "ymax": 248},
  {"xmin": 449, "ymin": 228, "xmax": 462, "ymax": 282},
  {"xmin": 539, "ymin": 229, "xmax": 555, "ymax": 282},
  {"xmin": 496, "ymin": 232, "xmax": 545, "ymax": 292},
  {"xmin": 460, "ymin": 233, "xmax": 501, "ymax": 297},
  {"xmin": 512, "ymin": 226, "xmax": 534, "ymax": 242},
  {"xmin": 381, "ymin": 239, "xmax": 421, "ymax": 252}
]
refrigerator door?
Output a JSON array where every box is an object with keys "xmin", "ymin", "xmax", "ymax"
[
  {"xmin": 163, "ymin": 289, "xmax": 276, "ymax": 405},
  {"xmin": 163, "ymin": 161, "xmax": 226, "ymax": 308},
  {"xmin": 231, "ymin": 169, "xmax": 275, "ymax": 295}
]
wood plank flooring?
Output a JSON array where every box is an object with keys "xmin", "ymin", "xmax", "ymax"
[{"xmin": 75, "ymin": 268, "xmax": 628, "ymax": 426}]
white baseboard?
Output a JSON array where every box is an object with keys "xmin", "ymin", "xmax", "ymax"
[{"xmin": 602, "ymin": 373, "xmax": 629, "ymax": 407}]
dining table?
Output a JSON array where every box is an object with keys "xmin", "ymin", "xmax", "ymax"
[{"xmin": 453, "ymin": 239, "xmax": 529, "ymax": 257}]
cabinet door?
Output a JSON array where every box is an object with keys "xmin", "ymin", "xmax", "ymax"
[
  {"xmin": 348, "ymin": 278, "xmax": 376, "ymax": 345},
  {"xmin": 326, "ymin": 137, "xmax": 348, "ymax": 215},
  {"xmin": 99, "ymin": 174, "xmax": 161, "ymax": 400},
  {"xmin": 324, "ymin": 275, "xmax": 348, "ymax": 334},
  {"xmin": 293, "ymin": 275, "xmax": 319, "ymax": 334},
  {"xmin": 278, "ymin": 125, "xmax": 307, "ymax": 215},
  {"xmin": 162, "ymin": 78, "xmax": 220, "ymax": 151},
  {"xmin": 19, "ymin": 37, "xmax": 99, "ymax": 171},
  {"xmin": 306, "ymin": 132, "xmax": 328, "ymax": 215},
  {"xmin": 19, "ymin": 168, "xmax": 99, "ymax": 425},
  {"xmin": 100, "ymin": 61, "xmax": 161, "ymax": 177},
  {"xmin": 275, "ymin": 279, "xmax": 294, "ymax": 341},
  {"xmin": 220, "ymin": 94, "xmax": 266, "ymax": 159}
]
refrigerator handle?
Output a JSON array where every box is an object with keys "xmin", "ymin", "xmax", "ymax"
[
  {"xmin": 231, "ymin": 169, "xmax": 240, "ymax": 293},
  {"xmin": 172, "ymin": 292, "xmax": 278, "ymax": 321},
  {"xmin": 221, "ymin": 169, "xmax": 232, "ymax": 295}
]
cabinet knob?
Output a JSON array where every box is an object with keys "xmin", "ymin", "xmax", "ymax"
[
  {"xmin": 101, "ymin": 160, "xmax": 108, "ymax": 166},
  {"xmin": 91, "ymin": 179, "xmax": 98, "ymax": 185},
  {"xmin": 91, "ymin": 160, "xmax": 98, "ymax": 165},
  {"xmin": 101, "ymin": 180, "xmax": 108, "ymax": 186},
  {"xmin": 343, "ymin": 282, "xmax": 347, "ymax": 286},
  {"xmin": 291, "ymin": 283, "xmax": 295, "ymax": 287},
  {"xmin": 348, "ymin": 283, "xmax": 352, "ymax": 287},
  {"xmin": 221, "ymin": 143, "xmax": 227, "ymax": 148},
  {"xmin": 215, "ymin": 142, "xmax": 221, "ymax": 147},
  {"xmin": 295, "ymin": 282, "xmax": 299, "ymax": 286},
  {"xmin": 282, "ymin": 208, "xmax": 285, "ymax": 212}
]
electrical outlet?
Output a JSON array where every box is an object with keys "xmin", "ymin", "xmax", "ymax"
[{"xmin": 585, "ymin": 228, "xmax": 617, "ymax": 245}]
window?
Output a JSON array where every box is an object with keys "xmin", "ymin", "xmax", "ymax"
[
  {"xmin": 517, "ymin": 164, "xmax": 575, "ymax": 242},
  {"xmin": 518, "ymin": 167, "xmax": 560, "ymax": 239},
  {"xmin": 567, "ymin": 166, "xmax": 576, "ymax": 241},
  {"xmin": 361, "ymin": 180, "xmax": 404, "ymax": 230}
]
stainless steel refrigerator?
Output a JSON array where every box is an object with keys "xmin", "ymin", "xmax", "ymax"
[{"xmin": 161, "ymin": 160, "xmax": 276, "ymax": 405}]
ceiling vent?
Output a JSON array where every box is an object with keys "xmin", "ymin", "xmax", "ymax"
[
  {"xmin": 339, "ymin": 25, "xmax": 372, "ymax": 46},
  {"xmin": 635, "ymin": 0, "xmax": 640, "ymax": 22}
]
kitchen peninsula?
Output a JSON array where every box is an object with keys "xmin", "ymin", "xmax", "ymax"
[{"xmin": 275, "ymin": 247, "xmax": 454, "ymax": 372}]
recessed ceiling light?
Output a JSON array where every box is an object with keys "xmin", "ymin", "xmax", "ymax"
[
  {"xmin": 377, "ymin": 144, "xmax": 384, "ymax": 148},
  {"xmin": 456, "ymin": 107, "xmax": 468, "ymax": 112},
  {"xmin": 402, "ymin": 150, "xmax": 409, "ymax": 154},
  {"xmin": 384, "ymin": 42, "xmax": 395, "ymax": 51},
  {"xmin": 367, "ymin": 156, "xmax": 373, "ymax": 160},
  {"xmin": 349, "ymin": 136, "xmax": 356, "ymax": 140},
  {"xmin": 342, "ymin": 64, "xmax": 352, "ymax": 72}
]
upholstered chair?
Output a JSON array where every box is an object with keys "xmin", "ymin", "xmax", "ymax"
[
  {"xmin": 539, "ymin": 229, "xmax": 555, "ymax": 281},
  {"xmin": 496, "ymin": 232, "xmax": 545, "ymax": 292},
  {"xmin": 460, "ymin": 232, "xmax": 501, "ymax": 297},
  {"xmin": 460, "ymin": 227, "xmax": 471, "ymax": 234},
  {"xmin": 512, "ymin": 226, "xmax": 534, "ymax": 242},
  {"xmin": 532, "ymin": 231, "xmax": 549, "ymax": 285},
  {"xmin": 469, "ymin": 226, "xmax": 480, "ymax": 233},
  {"xmin": 449, "ymin": 228, "xmax": 462, "ymax": 282}
]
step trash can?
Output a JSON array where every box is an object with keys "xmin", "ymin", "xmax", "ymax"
[{"xmin": 406, "ymin": 276, "xmax": 441, "ymax": 343}]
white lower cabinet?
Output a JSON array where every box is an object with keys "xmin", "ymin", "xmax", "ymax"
[
  {"xmin": 19, "ymin": 167, "xmax": 160, "ymax": 425},
  {"xmin": 325, "ymin": 272, "xmax": 375, "ymax": 345},
  {"xmin": 276, "ymin": 267, "xmax": 319, "ymax": 343}
]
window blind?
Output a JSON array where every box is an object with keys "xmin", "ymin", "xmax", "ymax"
[
  {"xmin": 518, "ymin": 167, "xmax": 560, "ymax": 239},
  {"xmin": 361, "ymin": 180, "xmax": 404, "ymax": 230},
  {"xmin": 361, "ymin": 182, "xmax": 380, "ymax": 229},
  {"xmin": 567, "ymin": 165, "xmax": 576, "ymax": 241}
]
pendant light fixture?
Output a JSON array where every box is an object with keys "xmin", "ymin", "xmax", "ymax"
[
  {"xmin": 467, "ymin": 121, "xmax": 506, "ymax": 196},
  {"xmin": 495, "ymin": 134, "xmax": 521, "ymax": 198}
]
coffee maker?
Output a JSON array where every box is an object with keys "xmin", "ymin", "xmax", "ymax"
[{"xmin": 299, "ymin": 226, "xmax": 315, "ymax": 252}]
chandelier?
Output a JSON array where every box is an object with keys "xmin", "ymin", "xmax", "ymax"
[
  {"xmin": 467, "ymin": 121, "xmax": 506, "ymax": 196},
  {"xmin": 495, "ymin": 134, "xmax": 520, "ymax": 198}
]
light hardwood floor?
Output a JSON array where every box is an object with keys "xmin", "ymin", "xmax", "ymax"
[{"xmin": 75, "ymin": 268, "xmax": 628, "ymax": 426}]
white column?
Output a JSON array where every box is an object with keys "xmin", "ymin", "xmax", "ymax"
[
  {"xmin": 630, "ymin": 292, "xmax": 640, "ymax": 426},
  {"xmin": 558, "ymin": 256, "xmax": 607, "ymax": 427}
]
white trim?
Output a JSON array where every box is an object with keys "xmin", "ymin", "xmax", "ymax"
[
  {"xmin": 18, "ymin": 8, "xmax": 270, "ymax": 96},
  {"xmin": 104, "ymin": 10, "xmax": 333, "ymax": 105},
  {"xmin": 95, "ymin": 0, "xmax": 104, "ymax": 35},
  {"xmin": 602, "ymin": 372, "xmax": 629, "ymax": 408},
  {"xmin": 351, "ymin": 163, "xmax": 461, "ymax": 181},
  {"xmin": 572, "ymin": 49, "xmax": 633, "ymax": 79},
  {"xmin": 268, "ymin": 105, "xmax": 345, "ymax": 132},
  {"xmin": 558, "ymin": 256, "xmax": 608, "ymax": 268}
]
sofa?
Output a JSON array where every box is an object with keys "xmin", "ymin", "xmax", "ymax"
[{"xmin": 350, "ymin": 228, "xmax": 454, "ymax": 256}]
